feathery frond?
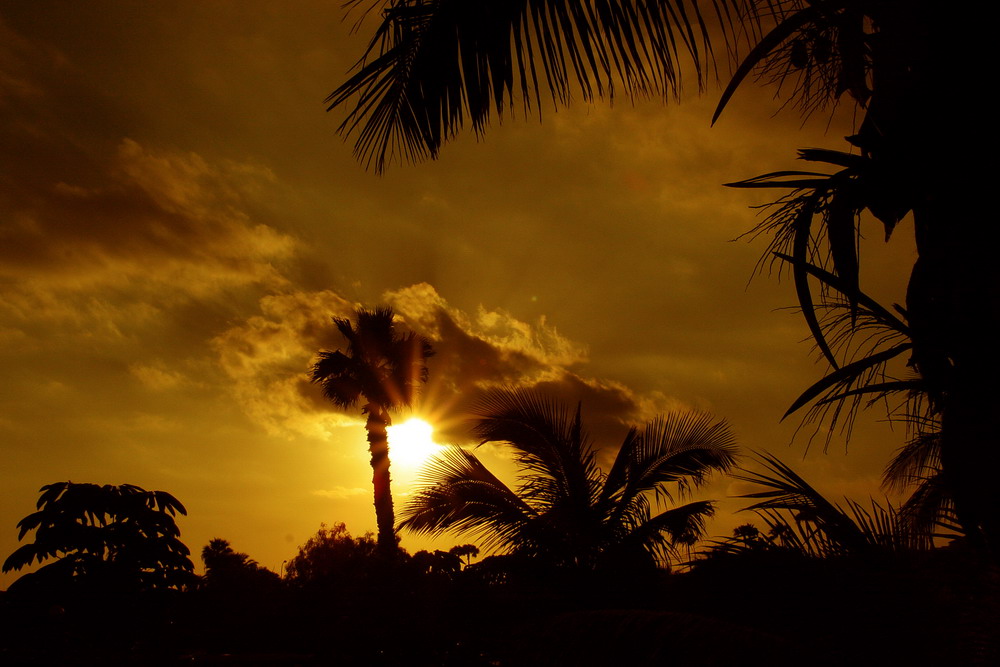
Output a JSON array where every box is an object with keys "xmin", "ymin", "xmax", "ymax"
[
  {"xmin": 401, "ymin": 388, "xmax": 735, "ymax": 570},
  {"xmin": 328, "ymin": 0, "xmax": 728, "ymax": 172}
]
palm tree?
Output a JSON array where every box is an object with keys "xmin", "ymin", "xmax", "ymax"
[
  {"xmin": 399, "ymin": 387, "xmax": 737, "ymax": 572},
  {"xmin": 311, "ymin": 306, "xmax": 434, "ymax": 555},
  {"xmin": 327, "ymin": 3, "xmax": 995, "ymax": 556}
]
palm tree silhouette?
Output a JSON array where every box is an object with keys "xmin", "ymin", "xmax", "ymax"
[
  {"xmin": 399, "ymin": 388, "xmax": 737, "ymax": 572},
  {"xmin": 311, "ymin": 306, "xmax": 434, "ymax": 555},
  {"xmin": 328, "ymin": 3, "xmax": 995, "ymax": 555}
]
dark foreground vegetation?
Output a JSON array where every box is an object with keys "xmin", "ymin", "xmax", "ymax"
[
  {"xmin": 3, "ymin": 427, "xmax": 998, "ymax": 667},
  {"xmin": 1, "ymin": 528, "xmax": 994, "ymax": 666}
]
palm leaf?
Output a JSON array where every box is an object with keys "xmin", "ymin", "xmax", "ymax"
[
  {"xmin": 733, "ymin": 451, "xmax": 870, "ymax": 554},
  {"xmin": 470, "ymin": 387, "xmax": 601, "ymax": 510},
  {"xmin": 612, "ymin": 412, "xmax": 737, "ymax": 510},
  {"xmin": 329, "ymin": 0, "xmax": 723, "ymax": 172},
  {"xmin": 783, "ymin": 342, "xmax": 911, "ymax": 419},
  {"xmin": 399, "ymin": 446, "xmax": 535, "ymax": 551},
  {"xmin": 711, "ymin": 3, "xmax": 820, "ymax": 123}
]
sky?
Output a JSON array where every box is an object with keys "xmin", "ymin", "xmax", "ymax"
[{"xmin": 0, "ymin": 2, "xmax": 918, "ymax": 587}]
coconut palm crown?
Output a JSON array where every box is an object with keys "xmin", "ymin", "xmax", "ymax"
[
  {"xmin": 311, "ymin": 306, "xmax": 434, "ymax": 554},
  {"xmin": 399, "ymin": 388, "xmax": 738, "ymax": 571}
]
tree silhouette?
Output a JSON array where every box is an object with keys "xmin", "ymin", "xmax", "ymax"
[
  {"xmin": 201, "ymin": 538, "xmax": 279, "ymax": 590},
  {"xmin": 328, "ymin": 3, "xmax": 994, "ymax": 555},
  {"xmin": 284, "ymin": 522, "xmax": 381, "ymax": 584},
  {"xmin": 3, "ymin": 482, "xmax": 194, "ymax": 593},
  {"xmin": 311, "ymin": 306, "xmax": 434, "ymax": 555},
  {"xmin": 400, "ymin": 387, "xmax": 737, "ymax": 573}
]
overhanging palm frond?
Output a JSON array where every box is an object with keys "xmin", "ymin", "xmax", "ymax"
[
  {"xmin": 713, "ymin": 1, "xmax": 875, "ymax": 122},
  {"xmin": 731, "ymin": 147, "xmax": 914, "ymax": 377},
  {"xmin": 745, "ymin": 246, "xmax": 919, "ymax": 451},
  {"xmin": 329, "ymin": 0, "xmax": 726, "ymax": 172}
]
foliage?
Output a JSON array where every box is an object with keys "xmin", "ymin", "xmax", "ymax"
[
  {"xmin": 3, "ymin": 482, "xmax": 194, "ymax": 593},
  {"xmin": 311, "ymin": 306, "xmax": 434, "ymax": 415},
  {"xmin": 705, "ymin": 452, "xmax": 934, "ymax": 560},
  {"xmin": 284, "ymin": 522, "xmax": 381, "ymax": 584},
  {"xmin": 324, "ymin": 4, "xmax": 997, "ymax": 551},
  {"xmin": 201, "ymin": 538, "xmax": 280, "ymax": 591},
  {"xmin": 328, "ymin": 0, "xmax": 725, "ymax": 172},
  {"xmin": 411, "ymin": 544, "xmax": 479, "ymax": 575},
  {"xmin": 400, "ymin": 387, "xmax": 738, "ymax": 572},
  {"xmin": 310, "ymin": 305, "xmax": 434, "ymax": 554}
]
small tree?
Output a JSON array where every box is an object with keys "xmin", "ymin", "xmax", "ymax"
[
  {"xmin": 201, "ymin": 538, "xmax": 280, "ymax": 591},
  {"xmin": 3, "ymin": 482, "xmax": 195, "ymax": 593},
  {"xmin": 284, "ymin": 522, "xmax": 381, "ymax": 585}
]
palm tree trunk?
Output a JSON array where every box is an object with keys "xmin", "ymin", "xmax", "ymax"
[
  {"xmin": 870, "ymin": 4, "xmax": 999, "ymax": 556},
  {"xmin": 366, "ymin": 407, "xmax": 397, "ymax": 556}
]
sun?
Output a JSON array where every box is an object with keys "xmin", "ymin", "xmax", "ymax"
[{"xmin": 387, "ymin": 418, "xmax": 442, "ymax": 468}]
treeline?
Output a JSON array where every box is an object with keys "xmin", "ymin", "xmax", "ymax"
[{"xmin": 1, "ymin": 462, "xmax": 993, "ymax": 665}]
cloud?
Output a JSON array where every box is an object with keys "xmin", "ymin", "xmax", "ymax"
[
  {"xmin": 312, "ymin": 486, "xmax": 368, "ymax": 500},
  {"xmin": 214, "ymin": 282, "xmax": 690, "ymax": 448},
  {"xmin": 129, "ymin": 361, "xmax": 190, "ymax": 390},
  {"xmin": 212, "ymin": 289, "xmax": 362, "ymax": 439},
  {"xmin": 1, "ymin": 139, "xmax": 293, "ymax": 305}
]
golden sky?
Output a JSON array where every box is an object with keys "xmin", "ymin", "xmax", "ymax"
[{"xmin": 0, "ymin": 2, "xmax": 918, "ymax": 586}]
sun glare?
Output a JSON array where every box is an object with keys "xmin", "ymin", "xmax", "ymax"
[{"xmin": 387, "ymin": 418, "xmax": 442, "ymax": 468}]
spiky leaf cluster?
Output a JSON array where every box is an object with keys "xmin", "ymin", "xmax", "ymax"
[{"xmin": 399, "ymin": 387, "xmax": 737, "ymax": 570}]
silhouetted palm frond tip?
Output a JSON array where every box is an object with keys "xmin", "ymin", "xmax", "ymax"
[
  {"xmin": 328, "ymin": 0, "xmax": 729, "ymax": 172},
  {"xmin": 399, "ymin": 387, "xmax": 737, "ymax": 570}
]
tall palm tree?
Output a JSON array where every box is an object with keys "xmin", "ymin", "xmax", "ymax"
[
  {"xmin": 311, "ymin": 306, "xmax": 434, "ymax": 555},
  {"xmin": 327, "ymin": 3, "xmax": 995, "ymax": 556},
  {"xmin": 399, "ymin": 387, "xmax": 737, "ymax": 572}
]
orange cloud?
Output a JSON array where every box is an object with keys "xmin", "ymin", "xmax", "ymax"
[
  {"xmin": 214, "ymin": 283, "xmax": 688, "ymax": 450},
  {"xmin": 0, "ymin": 138, "xmax": 295, "ymax": 334}
]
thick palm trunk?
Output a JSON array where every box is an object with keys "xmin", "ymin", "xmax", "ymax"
[
  {"xmin": 878, "ymin": 4, "xmax": 1000, "ymax": 555},
  {"xmin": 365, "ymin": 407, "xmax": 397, "ymax": 556}
]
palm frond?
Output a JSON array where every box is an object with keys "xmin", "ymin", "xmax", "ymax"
[
  {"xmin": 898, "ymin": 470, "xmax": 963, "ymax": 542},
  {"xmin": 618, "ymin": 500, "xmax": 716, "ymax": 563},
  {"xmin": 328, "ymin": 0, "xmax": 724, "ymax": 172},
  {"xmin": 734, "ymin": 451, "xmax": 933, "ymax": 556},
  {"xmin": 733, "ymin": 451, "xmax": 870, "ymax": 554},
  {"xmin": 399, "ymin": 446, "xmax": 535, "ymax": 551},
  {"xmin": 609, "ymin": 412, "xmax": 737, "ymax": 515},
  {"xmin": 471, "ymin": 387, "xmax": 601, "ymax": 511},
  {"xmin": 882, "ymin": 418, "xmax": 941, "ymax": 492},
  {"xmin": 712, "ymin": 2, "xmax": 821, "ymax": 123}
]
